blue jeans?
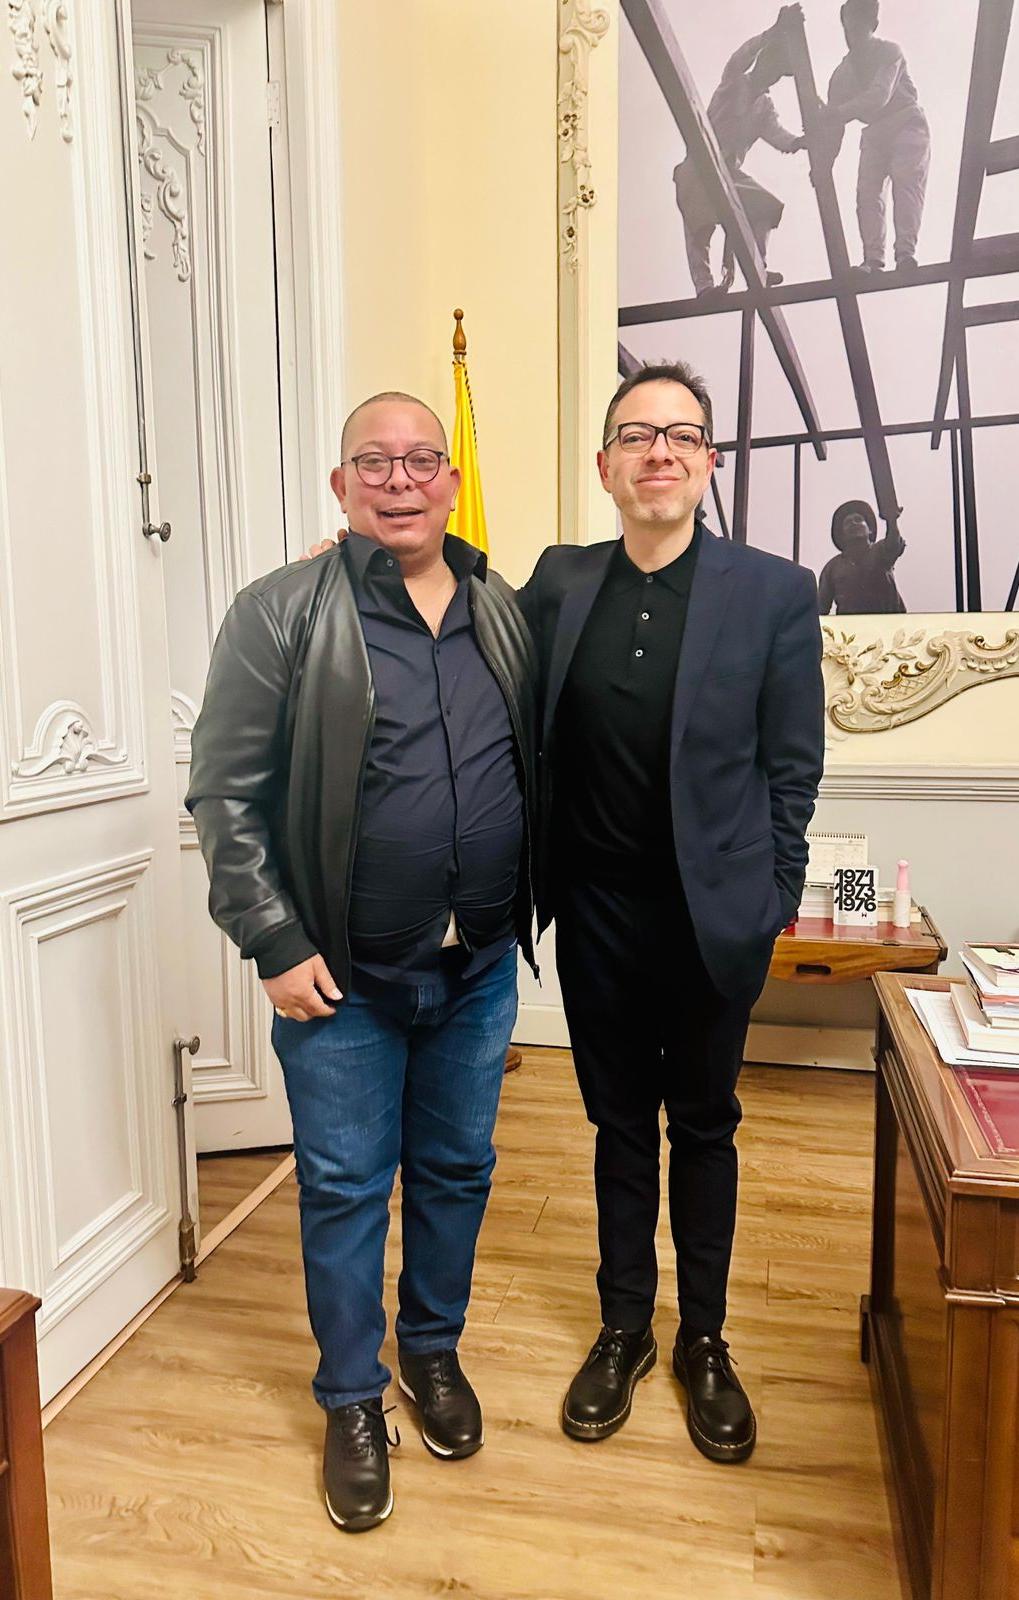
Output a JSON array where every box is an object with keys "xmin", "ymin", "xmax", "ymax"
[{"xmin": 271, "ymin": 948, "xmax": 517, "ymax": 1409}]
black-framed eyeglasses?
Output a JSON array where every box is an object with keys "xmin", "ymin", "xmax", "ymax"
[
  {"xmin": 343, "ymin": 448, "xmax": 449, "ymax": 486},
  {"xmin": 603, "ymin": 422, "xmax": 710, "ymax": 456}
]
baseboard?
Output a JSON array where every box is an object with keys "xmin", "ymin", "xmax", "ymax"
[
  {"xmin": 744, "ymin": 1021, "xmax": 875, "ymax": 1071},
  {"xmin": 513, "ymin": 1002, "xmax": 572, "ymax": 1049}
]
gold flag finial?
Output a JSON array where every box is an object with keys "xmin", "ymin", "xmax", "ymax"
[{"xmin": 453, "ymin": 307, "xmax": 467, "ymax": 362}]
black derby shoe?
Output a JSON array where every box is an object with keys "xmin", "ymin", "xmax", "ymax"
[
  {"xmin": 398, "ymin": 1349, "xmax": 483, "ymax": 1459},
  {"xmin": 673, "ymin": 1335, "xmax": 756, "ymax": 1463},
  {"xmin": 323, "ymin": 1398, "xmax": 395, "ymax": 1532},
  {"xmin": 561, "ymin": 1325, "xmax": 656, "ymax": 1441}
]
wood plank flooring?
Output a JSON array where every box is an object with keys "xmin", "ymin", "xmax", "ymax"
[
  {"xmin": 44, "ymin": 1052, "xmax": 904, "ymax": 1600},
  {"xmin": 198, "ymin": 1151, "xmax": 292, "ymax": 1235}
]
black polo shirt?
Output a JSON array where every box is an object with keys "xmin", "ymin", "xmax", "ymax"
[
  {"xmin": 554, "ymin": 525, "xmax": 701, "ymax": 877},
  {"xmin": 344, "ymin": 531, "xmax": 523, "ymax": 982}
]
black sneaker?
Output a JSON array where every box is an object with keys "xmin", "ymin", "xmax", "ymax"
[
  {"xmin": 323, "ymin": 1398, "xmax": 397, "ymax": 1532},
  {"xmin": 673, "ymin": 1334, "xmax": 756, "ymax": 1464},
  {"xmin": 561, "ymin": 1325, "xmax": 656, "ymax": 1441},
  {"xmin": 398, "ymin": 1348, "xmax": 483, "ymax": 1459}
]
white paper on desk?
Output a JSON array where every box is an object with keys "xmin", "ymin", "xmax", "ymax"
[{"xmin": 905, "ymin": 988, "xmax": 1019, "ymax": 1071}]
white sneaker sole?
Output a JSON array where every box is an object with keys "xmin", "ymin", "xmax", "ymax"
[{"xmin": 398, "ymin": 1375, "xmax": 484, "ymax": 1458}]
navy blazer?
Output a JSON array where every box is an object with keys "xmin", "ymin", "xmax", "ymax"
[{"xmin": 517, "ymin": 528, "xmax": 825, "ymax": 998}]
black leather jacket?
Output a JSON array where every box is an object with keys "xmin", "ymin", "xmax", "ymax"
[{"xmin": 186, "ymin": 542, "xmax": 538, "ymax": 994}]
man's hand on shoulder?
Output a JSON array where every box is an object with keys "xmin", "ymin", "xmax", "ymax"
[
  {"xmin": 263, "ymin": 954, "xmax": 342, "ymax": 1021},
  {"xmin": 298, "ymin": 532, "xmax": 343, "ymax": 563}
]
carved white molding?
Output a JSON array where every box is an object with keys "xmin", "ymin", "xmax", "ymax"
[
  {"xmin": 822, "ymin": 624, "xmax": 1019, "ymax": 736},
  {"xmin": 136, "ymin": 104, "xmax": 191, "ymax": 282},
  {"xmin": 819, "ymin": 764, "xmax": 1019, "ymax": 802},
  {"xmin": 558, "ymin": 1, "xmax": 609, "ymax": 271},
  {"xmin": 168, "ymin": 46, "xmax": 205, "ymax": 153},
  {"xmin": 12, "ymin": 700, "xmax": 127, "ymax": 779},
  {"xmin": 557, "ymin": 1, "xmax": 612, "ymax": 549},
  {"xmin": 8, "ymin": 0, "xmax": 41, "ymax": 136},
  {"xmin": 1, "ymin": 4, "xmax": 147, "ymax": 819},
  {"xmin": 170, "ymin": 689, "xmax": 198, "ymax": 764},
  {"xmin": 0, "ymin": 853, "xmax": 171, "ymax": 1334},
  {"xmin": 179, "ymin": 827, "xmax": 272, "ymax": 1104},
  {"xmin": 135, "ymin": 45, "xmax": 206, "ymax": 155},
  {"xmin": 42, "ymin": 0, "xmax": 71, "ymax": 142},
  {"xmin": 139, "ymin": 188, "xmax": 154, "ymax": 257},
  {"xmin": 7, "ymin": 0, "xmax": 74, "ymax": 142}
]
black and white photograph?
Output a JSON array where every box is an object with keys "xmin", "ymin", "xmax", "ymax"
[{"xmin": 619, "ymin": 0, "xmax": 1019, "ymax": 613}]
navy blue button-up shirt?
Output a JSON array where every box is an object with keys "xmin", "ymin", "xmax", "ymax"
[{"xmin": 344, "ymin": 531, "xmax": 523, "ymax": 983}]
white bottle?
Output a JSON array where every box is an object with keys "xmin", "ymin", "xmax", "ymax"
[{"xmin": 892, "ymin": 860, "xmax": 911, "ymax": 929}]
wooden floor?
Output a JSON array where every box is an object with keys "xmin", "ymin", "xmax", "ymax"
[
  {"xmin": 197, "ymin": 1150, "xmax": 291, "ymax": 1235},
  {"xmin": 45, "ymin": 1052, "xmax": 904, "ymax": 1600}
]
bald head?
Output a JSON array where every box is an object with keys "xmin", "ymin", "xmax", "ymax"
[
  {"xmin": 330, "ymin": 391, "xmax": 460, "ymax": 570},
  {"xmin": 340, "ymin": 391, "xmax": 448, "ymax": 460}
]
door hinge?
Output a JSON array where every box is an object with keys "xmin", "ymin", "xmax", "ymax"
[{"xmin": 267, "ymin": 80, "xmax": 281, "ymax": 129}]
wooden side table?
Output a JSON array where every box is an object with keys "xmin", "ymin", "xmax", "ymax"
[
  {"xmin": 769, "ymin": 903, "xmax": 947, "ymax": 984},
  {"xmin": 0, "ymin": 1290, "xmax": 53, "ymax": 1600},
  {"xmin": 747, "ymin": 904, "xmax": 948, "ymax": 1070}
]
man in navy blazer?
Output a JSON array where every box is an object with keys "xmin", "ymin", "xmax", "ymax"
[{"xmin": 516, "ymin": 361, "xmax": 824, "ymax": 1462}]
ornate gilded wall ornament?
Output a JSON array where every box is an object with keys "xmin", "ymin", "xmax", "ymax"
[{"xmin": 822, "ymin": 624, "xmax": 1019, "ymax": 735}]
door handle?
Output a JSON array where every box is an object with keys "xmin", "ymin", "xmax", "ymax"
[{"xmin": 137, "ymin": 473, "xmax": 171, "ymax": 541}]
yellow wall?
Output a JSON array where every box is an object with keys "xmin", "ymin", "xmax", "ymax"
[{"xmin": 336, "ymin": 0, "xmax": 559, "ymax": 588}]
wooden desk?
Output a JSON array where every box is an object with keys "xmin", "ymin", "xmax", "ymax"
[
  {"xmin": 0, "ymin": 1290, "xmax": 53, "ymax": 1599},
  {"xmin": 867, "ymin": 973, "xmax": 1019, "ymax": 1600},
  {"xmin": 770, "ymin": 905, "xmax": 947, "ymax": 984}
]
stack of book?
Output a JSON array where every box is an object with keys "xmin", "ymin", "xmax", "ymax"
[{"xmin": 953, "ymin": 944, "xmax": 1019, "ymax": 1060}]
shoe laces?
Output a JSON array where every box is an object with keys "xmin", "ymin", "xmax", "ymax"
[
  {"xmin": 590, "ymin": 1326, "xmax": 643, "ymax": 1373},
  {"xmin": 417, "ymin": 1348, "xmax": 460, "ymax": 1400},
  {"xmin": 688, "ymin": 1335, "xmax": 736, "ymax": 1376},
  {"xmin": 333, "ymin": 1399, "xmax": 401, "ymax": 1458}
]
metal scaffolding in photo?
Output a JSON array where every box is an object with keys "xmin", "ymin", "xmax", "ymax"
[{"xmin": 618, "ymin": 0, "xmax": 1019, "ymax": 612}]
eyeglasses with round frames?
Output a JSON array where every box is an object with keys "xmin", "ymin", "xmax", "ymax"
[
  {"xmin": 604, "ymin": 422, "xmax": 710, "ymax": 456},
  {"xmin": 343, "ymin": 448, "xmax": 448, "ymax": 486}
]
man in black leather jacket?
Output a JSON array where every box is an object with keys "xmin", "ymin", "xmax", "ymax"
[{"xmin": 186, "ymin": 392, "xmax": 537, "ymax": 1533}]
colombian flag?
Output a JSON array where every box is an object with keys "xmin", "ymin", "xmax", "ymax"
[{"xmin": 448, "ymin": 319, "xmax": 489, "ymax": 556}]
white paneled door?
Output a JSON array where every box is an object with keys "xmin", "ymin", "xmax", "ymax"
[
  {"xmin": 133, "ymin": 0, "xmax": 293, "ymax": 1151},
  {"xmin": 0, "ymin": 3, "xmax": 194, "ymax": 1403}
]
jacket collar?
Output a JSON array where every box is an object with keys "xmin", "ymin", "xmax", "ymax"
[
  {"xmin": 344, "ymin": 528, "xmax": 488, "ymax": 585},
  {"xmin": 543, "ymin": 525, "xmax": 734, "ymax": 753}
]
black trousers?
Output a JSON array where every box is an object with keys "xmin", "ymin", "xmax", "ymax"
[{"xmin": 555, "ymin": 866, "xmax": 755, "ymax": 1339}]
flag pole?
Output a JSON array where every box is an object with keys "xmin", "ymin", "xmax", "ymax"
[{"xmin": 450, "ymin": 305, "xmax": 520, "ymax": 1072}]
